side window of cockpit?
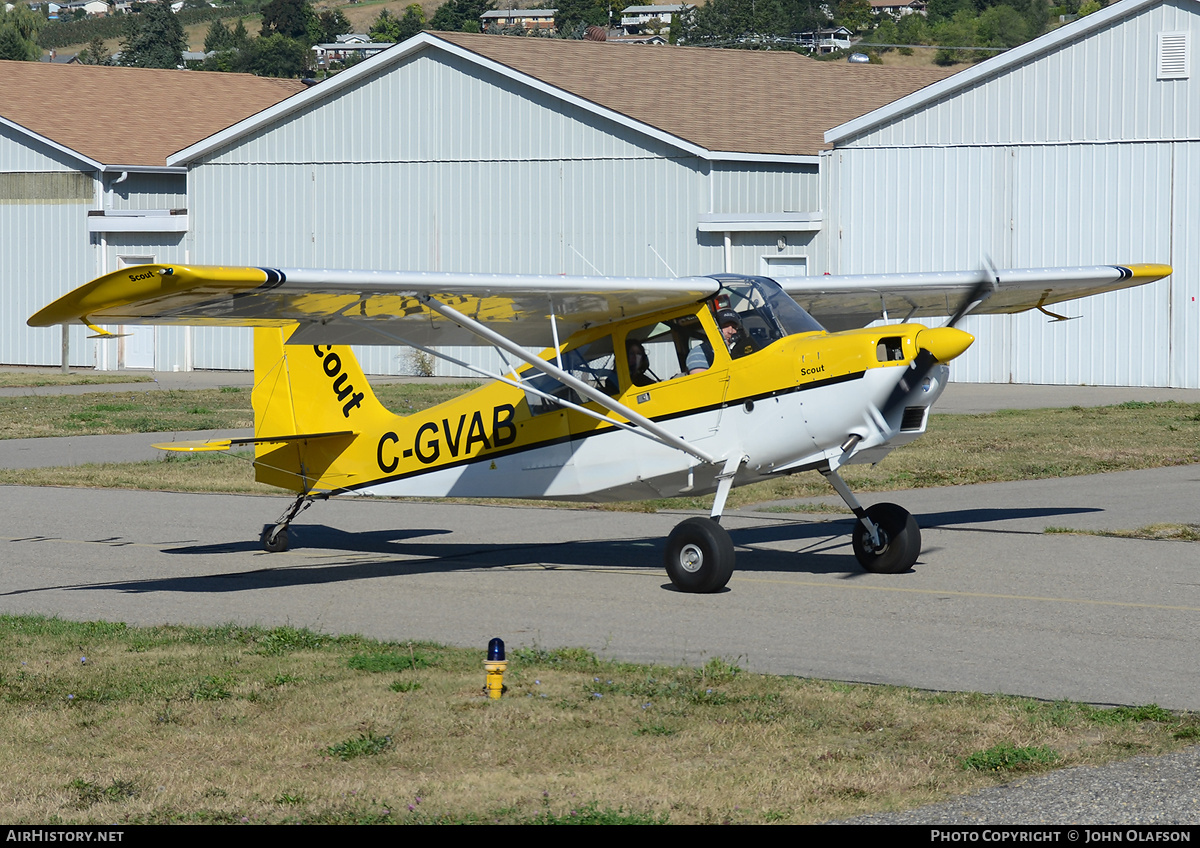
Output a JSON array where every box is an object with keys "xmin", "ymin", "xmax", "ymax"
[
  {"xmin": 625, "ymin": 322, "xmax": 681, "ymax": 387},
  {"xmin": 565, "ymin": 336, "xmax": 619, "ymax": 398},
  {"xmin": 521, "ymin": 336, "xmax": 618, "ymax": 416}
]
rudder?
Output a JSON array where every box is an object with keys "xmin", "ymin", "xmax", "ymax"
[{"xmin": 251, "ymin": 326, "xmax": 388, "ymax": 493}]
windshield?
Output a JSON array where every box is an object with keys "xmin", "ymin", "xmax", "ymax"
[{"xmin": 708, "ymin": 275, "xmax": 825, "ymax": 351}]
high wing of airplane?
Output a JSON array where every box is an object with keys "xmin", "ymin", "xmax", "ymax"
[{"xmin": 29, "ymin": 261, "xmax": 1171, "ymax": 593}]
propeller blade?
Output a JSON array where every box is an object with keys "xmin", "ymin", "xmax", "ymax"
[{"xmin": 945, "ymin": 259, "xmax": 999, "ymax": 328}]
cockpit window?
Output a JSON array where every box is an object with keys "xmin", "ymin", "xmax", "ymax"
[
  {"xmin": 705, "ymin": 276, "xmax": 824, "ymax": 357},
  {"xmin": 522, "ymin": 335, "xmax": 618, "ymax": 415}
]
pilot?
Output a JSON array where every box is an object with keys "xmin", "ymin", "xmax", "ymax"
[
  {"xmin": 626, "ymin": 340, "xmax": 659, "ymax": 387},
  {"xmin": 687, "ymin": 308, "xmax": 748, "ymax": 374}
]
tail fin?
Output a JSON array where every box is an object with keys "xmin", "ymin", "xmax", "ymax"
[{"xmin": 251, "ymin": 326, "xmax": 389, "ymax": 493}]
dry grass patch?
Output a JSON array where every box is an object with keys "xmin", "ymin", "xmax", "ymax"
[
  {"xmin": 0, "ymin": 372, "xmax": 154, "ymax": 389},
  {"xmin": 1, "ymin": 617, "xmax": 1197, "ymax": 825},
  {"xmin": 1045, "ymin": 523, "xmax": 1200, "ymax": 542}
]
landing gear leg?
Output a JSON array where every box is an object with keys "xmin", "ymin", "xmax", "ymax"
[
  {"xmin": 261, "ymin": 492, "xmax": 319, "ymax": 553},
  {"xmin": 663, "ymin": 456, "xmax": 745, "ymax": 593},
  {"xmin": 820, "ymin": 465, "xmax": 920, "ymax": 574}
]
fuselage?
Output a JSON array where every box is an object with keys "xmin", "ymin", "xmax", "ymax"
[{"xmin": 254, "ymin": 276, "xmax": 963, "ymax": 502}]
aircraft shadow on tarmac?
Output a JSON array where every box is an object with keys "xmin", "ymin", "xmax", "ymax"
[{"xmin": 69, "ymin": 504, "xmax": 1101, "ymax": 597}]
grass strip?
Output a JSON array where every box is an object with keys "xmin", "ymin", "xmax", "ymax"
[
  {"xmin": 3, "ymin": 401, "xmax": 1199, "ymax": 511},
  {"xmin": 1, "ymin": 615, "xmax": 1196, "ymax": 825},
  {"xmin": 0, "ymin": 373, "xmax": 154, "ymax": 389},
  {"xmin": 1044, "ymin": 523, "xmax": 1200, "ymax": 542}
]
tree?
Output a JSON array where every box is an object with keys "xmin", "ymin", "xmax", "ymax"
[
  {"xmin": 976, "ymin": 4, "xmax": 1029, "ymax": 48},
  {"xmin": 553, "ymin": 0, "xmax": 607, "ymax": 36},
  {"xmin": 260, "ymin": 0, "xmax": 315, "ymax": 42},
  {"xmin": 667, "ymin": 4, "xmax": 696, "ymax": 43},
  {"xmin": 430, "ymin": 0, "xmax": 494, "ymax": 33},
  {"xmin": 77, "ymin": 36, "xmax": 113, "ymax": 65},
  {"xmin": 932, "ymin": 8, "xmax": 979, "ymax": 64},
  {"xmin": 312, "ymin": 9, "xmax": 351, "ymax": 44},
  {"xmin": 119, "ymin": 2, "xmax": 186, "ymax": 69},
  {"xmin": 0, "ymin": 25, "xmax": 38, "ymax": 61},
  {"xmin": 861, "ymin": 17, "xmax": 898, "ymax": 52},
  {"xmin": 238, "ymin": 33, "xmax": 309, "ymax": 76},
  {"xmin": 204, "ymin": 19, "xmax": 233, "ymax": 53},
  {"xmin": 230, "ymin": 19, "xmax": 252, "ymax": 50},
  {"xmin": 369, "ymin": 8, "xmax": 402, "ymax": 41},
  {"xmin": 925, "ymin": 0, "xmax": 977, "ymax": 23},
  {"xmin": 398, "ymin": 4, "xmax": 426, "ymax": 40},
  {"xmin": 896, "ymin": 10, "xmax": 931, "ymax": 46},
  {"xmin": 835, "ymin": 0, "xmax": 874, "ymax": 33},
  {"xmin": 372, "ymin": 5, "xmax": 426, "ymax": 41},
  {"xmin": 0, "ymin": 5, "xmax": 43, "ymax": 61},
  {"xmin": 693, "ymin": 0, "xmax": 756, "ymax": 43}
]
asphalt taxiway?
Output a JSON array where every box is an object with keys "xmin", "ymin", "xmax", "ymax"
[
  {"xmin": 2, "ymin": 463, "xmax": 1198, "ymax": 710},
  {"xmin": 2, "ymin": 377, "xmax": 1199, "ymax": 708}
]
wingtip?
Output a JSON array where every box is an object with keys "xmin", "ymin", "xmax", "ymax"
[{"xmin": 1122, "ymin": 264, "xmax": 1172, "ymax": 282}]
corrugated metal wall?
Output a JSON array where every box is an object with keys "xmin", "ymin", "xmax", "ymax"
[
  {"xmin": 843, "ymin": 0, "xmax": 1199, "ymax": 149},
  {"xmin": 0, "ymin": 199, "xmax": 95, "ymax": 366},
  {"xmin": 826, "ymin": 0, "xmax": 1197, "ymax": 386},
  {"xmin": 105, "ymin": 172, "xmax": 186, "ymax": 211},
  {"xmin": 0, "ymin": 127, "xmax": 96, "ymax": 366},
  {"xmin": 710, "ymin": 162, "xmax": 819, "ymax": 214}
]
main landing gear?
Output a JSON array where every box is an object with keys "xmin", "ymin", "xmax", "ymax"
[
  {"xmin": 663, "ymin": 456, "xmax": 741, "ymax": 593},
  {"xmin": 821, "ymin": 466, "xmax": 921, "ymax": 574},
  {"xmin": 662, "ymin": 462, "xmax": 921, "ymax": 593},
  {"xmin": 664, "ymin": 517, "xmax": 736, "ymax": 593}
]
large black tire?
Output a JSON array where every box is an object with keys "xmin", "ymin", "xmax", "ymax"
[
  {"xmin": 261, "ymin": 525, "xmax": 289, "ymax": 553},
  {"xmin": 664, "ymin": 517, "xmax": 736, "ymax": 593},
  {"xmin": 851, "ymin": 503, "xmax": 920, "ymax": 574}
]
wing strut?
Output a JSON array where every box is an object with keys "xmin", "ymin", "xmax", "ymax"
[{"xmin": 418, "ymin": 295, "xmax": 720, "ymax": 466}]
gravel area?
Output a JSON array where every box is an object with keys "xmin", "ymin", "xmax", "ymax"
[{"xmin": 835, "ymin": 747, "xmax": 1200, "ymax": 824}]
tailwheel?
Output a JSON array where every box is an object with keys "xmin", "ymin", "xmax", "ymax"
[
  {"xmin": 260, "ymin": 492, "xmax": 318, "ymax": 553},
  {"xmin": 261, "ymin": 525, "xmax": 288, "ymax": 553},
  {"xmin": 664, "ymin": 516, "xmax": 735, "ymax": 593},
  {"xmin": 852, "ymin": 502, "xmax": 920, "ymax": 574}
]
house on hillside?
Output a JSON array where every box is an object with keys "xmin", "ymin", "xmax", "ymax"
[
  {"xmin": 868, "ymin": 0, "xmax": 926, "ymax": 18},
  {"xmin": 619, "ymin": 4, "xmax": 694, "ymax": 34},
  {"xmin": 311, "ymin": 39, "xmax": 395, "ymax": 68},
  {"xmin": 480, "ymin": 9, "xmax": 557, "ymax": 32},
  {"xmin": 796, "ymin": 27, "xmax": 853, "ymax": 53}
]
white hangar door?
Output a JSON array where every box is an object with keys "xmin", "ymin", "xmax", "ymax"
[{"xmin": 116, "ymin": 255, "xmax": 156, "ymax": 370}]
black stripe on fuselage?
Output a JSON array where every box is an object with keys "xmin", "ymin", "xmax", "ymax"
[{"xmin": 323, "ymin": 368, "xmax": 869, "ymax": 495}]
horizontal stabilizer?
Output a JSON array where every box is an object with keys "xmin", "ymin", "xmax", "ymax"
[{"xmin": 152, "ymin": 430, "xmax": 355, "ymax": 453}]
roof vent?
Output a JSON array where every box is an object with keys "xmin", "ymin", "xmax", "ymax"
[{"xmin": 1157, "ymin": 31, "xmax": 1190, "ymax": 80}]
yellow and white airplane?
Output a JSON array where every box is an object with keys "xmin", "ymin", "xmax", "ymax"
[{"xmin": 29, "ymin": 261, "xmax": 1171, "ymax": 592}]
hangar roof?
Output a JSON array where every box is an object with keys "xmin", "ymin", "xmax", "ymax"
[
  {"xmin": 170, "ymin": 32, "xmax": 955, "ymax": 165},
  {"xmin": 435, "ymin": 33, "xmax": 956, "ymax": 157},
  {"xmin": 0, "ymin": 61, "xmax": 305, "ymax": 171}
]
